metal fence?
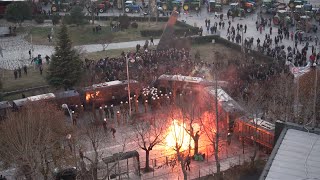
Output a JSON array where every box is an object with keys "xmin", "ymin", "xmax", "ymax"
[{"xmin": 96, "ymin": 140, "xmax": 258, "ymax": 180}]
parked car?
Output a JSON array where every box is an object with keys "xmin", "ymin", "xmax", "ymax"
[{"xmin": 124, "ymin": 1, "xmax": 141, "ymax": 13}]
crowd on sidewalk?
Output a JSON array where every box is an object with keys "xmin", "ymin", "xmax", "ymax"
[{"xmin": 195, "ymin": 12, "xmax": 320, "ymax": 67}]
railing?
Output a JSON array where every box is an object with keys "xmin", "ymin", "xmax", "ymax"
[{"xmin": 96, "ymin": 140, "xmax": 258, "ymax": 179}]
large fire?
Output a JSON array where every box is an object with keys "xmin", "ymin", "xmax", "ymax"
[{"xmin": 165, "ymin": 120, "xmax": 194, "ymax": 152}]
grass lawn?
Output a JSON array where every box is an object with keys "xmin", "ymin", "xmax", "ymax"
[
  {"xmin": 190, "ymin": 43, "xmax": 243, "ymax": 63},
  {"xmin": 24, "ymin": 21, "xmax": 168, "ymax": 46},
  {"xmin": 1, "ymin": 66, "xmax": 48, "ymax": 92},
  {"xmin": 83, "ymin": 47, "xmax": 136, "ymax": 59}
]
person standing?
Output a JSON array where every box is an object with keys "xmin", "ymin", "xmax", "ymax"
[
  {"xmin": 103, "ymin": 118, "xmax": 108, "ymax": 133},
  {"xmin": 17, "ymin": 67, "xmax": 22, "ymax": 78},
  {"xmin": 39, "ymin": 65, "xmax": 43, "ymax": 75},
  {"xmin": 28, "ymin": 49, "xmax": 31, "ymax": 59},
  {"xmin": 0, "ymin": 46, "xmax": 4, "ymax": 58},
  {"xmin": 47, "ymin": 34, "xmax": 51, "ymax": 42},
  {"xmin": 185, "ymin": 155, "xmax": 191, "ymax": 171},
  {"xmin": 244, "ymin": 24, "xmax": 247, "ymax": 33},
  {"xmin": 269, "ymin": 26, "xmax": 272, "ymax": 35},
  {"xmin": 23, "ymin": 65, "xmax": 28, "ymax": 75},
  {"xmin": 110, "ymin": 127, "xmax": 116, "ymax": 138},
  {"xmin": 104, "ymin": 105, "xmax": 110, "ymax": 119},
  {"xmin": 13, "ymin": 69, "xmax": 18, "ymax": 79},
  {"xmin": 45, "ymin": 55, "xmax": 50, "ymax": 64},
  {"xmin": 150, "ymin": 36, "xmax": 154, "ymax": 46},
  {"xmin": 110, "ymin": 104, "xmax": 114, "ymax": 119}
]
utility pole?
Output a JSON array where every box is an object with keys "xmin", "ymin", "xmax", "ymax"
[
  {"xmin": 214, "ymin": 52, "xmax": 221, "ymax": 175},
  {"xmin": 312, "ymin": 67, "xmax": 318, "ymax": 127}
]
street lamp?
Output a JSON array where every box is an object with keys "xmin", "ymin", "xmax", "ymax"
[
  {"xmin": 62, "ymin": 104, "xmax": 73, "ymax": 122},
  {"xmin": 126, "ymin": 55, "xmax": 135, "ymax": 116}
]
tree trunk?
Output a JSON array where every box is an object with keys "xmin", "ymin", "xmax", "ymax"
[
  {"xmin": 194, "ymin": 139, "xmax": 199, "ymax": 156},
  {"xmin": 145, "ymin": 150, "xmax": 151, "ymax": 172},
  {"xmin": 250, "ymin": 141, "xmax": 258, "ymax": 168},
  {"xmin": 214, "ymin": 143, "xmax": 221, "ymax": 176},
  {"xmin": 21, "ymin": 164, "xmax": 33, "ymax": 180},
  {"xmin": 214, "ymin": 62, "xmax": 221, "ymax": 177},
  {"xmin": 177, "ymin": 153, "xmax": 187, "ymax": 180}
]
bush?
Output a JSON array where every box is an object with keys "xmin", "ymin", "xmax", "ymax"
[
  {"xmin": 99, "ymin": 16, "xmax": 169, "ymax": 22},
  {"xmin": 5, "ymin": 2, "xmax": 32, "ymax": 23},
  {"xmin": 34, "ymin": 14, "xmax": 45, "ymax": 24},
  {"xmin": 52, "ymin": 14, "xmax": 61, "ymax": 25},
  {"xmin": 119, "ymin": 14, "xmax": 130, "ymax": 29},
  {"xmin": 190, "ymin": 35, "xmax": 219, "ymax": 44},
  {"xmin": 140, "ymin": 27, "xmax": 199, "ymax": 37},
  {"xmin": 139, "ymin": 20, "xmax": 198, "ymax": 37},
  {"xmin": 131, "ymin": 22, "xmax": 138, "ymax": 28}
]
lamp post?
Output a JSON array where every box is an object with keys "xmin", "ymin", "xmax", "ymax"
[
  {"xmin": 126, "ymin": 55, "xmax": 135, "ymax": 116},
  {"xmin": 62, "ymin": 104, "xmax": 73, "ymax": 122}
]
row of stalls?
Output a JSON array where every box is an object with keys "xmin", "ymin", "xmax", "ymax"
[
  {"xmin": 0, "ymin": 90, "xmax": 80, "ymax": 120},
  {"xmin": 0, "ymin": 80, "xmax": 142, "ymax": 120}
]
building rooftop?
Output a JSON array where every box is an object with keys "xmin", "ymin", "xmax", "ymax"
[
  {"xmin": 205, "ymin": 87, "xmax": 244, "ymax": 113},
  {"xmin": 260, "ymin": 122, "xmax": 320, "ymax": 180}
]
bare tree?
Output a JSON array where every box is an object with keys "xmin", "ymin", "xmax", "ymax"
[
  {"xmin": 180, "ymin": 91, "xmax": 202, "ymax": 157},
  {"xmin": 264, "ymin": 72, "xmax": 295, "ymax": 122},
  {"xmin": 165, "ymin": 108, "xmax": 191, "ymax": 180},
  {"xmin": 0, "ymin": 102, "xmax": 71, "ymax": 180},
  {"xmin": 296, "ymin": 68, "xmax": 320, "ymax": 127},
  {"xmin": 133, "ymin": 113, "xmax": 168, "ymax": 172},
  {"xmin": 82, "ymin": 0, "xmax": 98, "ymax": 24},
  {"xmin": 76, "ymin": 117, "xmax": 131, "ymax": 180},
  {"xmin": 238, "ymin": 83, "xmax": 267, "ymax": 168}
]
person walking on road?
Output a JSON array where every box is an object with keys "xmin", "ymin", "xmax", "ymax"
[{"xmin": 110, "ymin": 127, "xmax": 116, "ymax": 138}]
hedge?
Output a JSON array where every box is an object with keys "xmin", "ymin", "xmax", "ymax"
[
  {"xmin": 140, "ymin": 21, "xmax": 199, "ymax": 37},
  {"xmin": 140, "ymin": 27, "xmax": 199, "ymax": 37},
  {"xmin": 91, "ymin": 16, "xmax": 170, "ymax": 22},
  {"xmin": 189, "ymin": 35, "xmax": 219, "ymax": 44}
]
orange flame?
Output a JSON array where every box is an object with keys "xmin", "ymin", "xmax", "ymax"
[
  {"xmin": 165, "ymin": 120, "xmax": 194, "ymax": 152},
  {"xmin": 85, "ymin": 91, "xmax": 101, "ymax": 101}
]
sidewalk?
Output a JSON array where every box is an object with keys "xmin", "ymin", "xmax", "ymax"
[{"xmin": 0, "ymin": 36, "xmax": 159, "ymax": 70}]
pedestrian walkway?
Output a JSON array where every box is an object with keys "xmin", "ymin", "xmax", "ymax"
[{"xmin": 0, "ymin": 35, "xmax": 159, "ymax": 70}]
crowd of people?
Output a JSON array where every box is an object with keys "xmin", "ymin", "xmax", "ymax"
[
  {"xmin": 195, "ymin": 11, "xmax": 320, "ymax": 67},
  {"xmin": 84, "ymin": 42, "xmax": 212, "ymax": 86}
]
